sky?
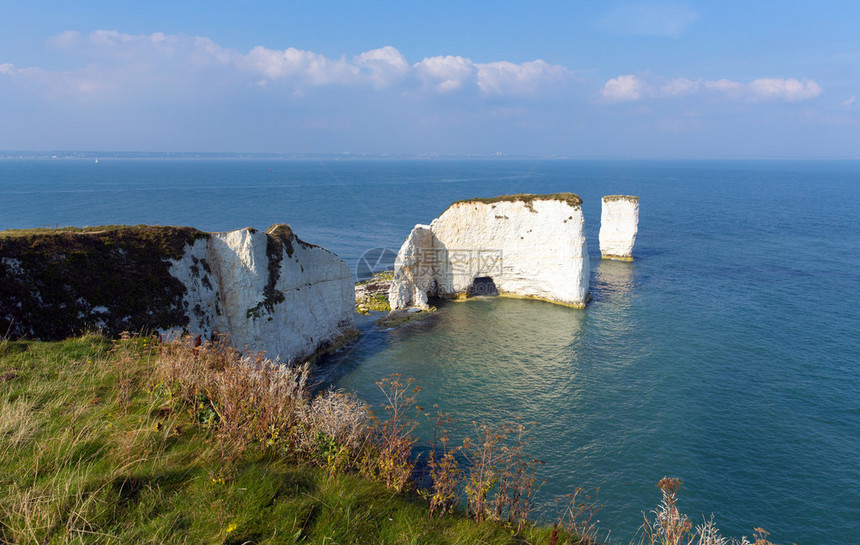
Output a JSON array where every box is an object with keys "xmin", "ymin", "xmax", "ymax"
[{"xmin": 1, "ymin": 1, "xmax": 858, "ymax": 158}]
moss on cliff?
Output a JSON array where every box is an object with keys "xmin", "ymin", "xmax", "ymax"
[
  {"xmin": 0, "ymin": 225, "xmax": 207, "ymax": 340},
  {"xmin": 449, "ymin": 192, "xmax": 583, "ymax": 212}
]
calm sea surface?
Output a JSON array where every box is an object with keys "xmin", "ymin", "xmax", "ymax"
[{"xmin": 2, "ymin": 159, "xmax": 858, "ymax": 544}]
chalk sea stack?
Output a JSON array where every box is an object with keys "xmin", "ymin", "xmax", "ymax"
[
  {"xmin": 599, "ymin": 195, "xmax": 639, "ymax": 261},
  {"xmin": 389, "ymin": 193, "xmax": 590, "ymax": 309}
]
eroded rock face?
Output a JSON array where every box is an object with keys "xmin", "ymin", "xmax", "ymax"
[
  {"xmin": 0, "ymin": 224, "xmax": 356, "ymax": 363},
  {"xmin": 599, "ymin": 195, "xmax": 639, "ymax": 261},
  {"xmin": 389, "ymin": 194, "xmax": 590, "ymax": 309},
  {"xmin": 209, "ymin": 225, "xmax": 356, "ymax": 363},
  {"xmin": 388, "ymin": 225, "xmax": 434, "ymax": 310}
]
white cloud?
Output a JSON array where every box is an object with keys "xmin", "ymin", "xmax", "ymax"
[
  {"xmin": 475, "ymin": 59, "xmax": 570, "ymax": 96},
  {"xmin": 704, "ymin": 78, "xmax": 744, "ymax": 98},
  {"xmin": 89, "ymin": 29, "xmax": 129, "ymax": 47},
  {"xmin": 0, "ymin": 61, "xmax": 118, "ymax": 98},
  {"xmin": 240, "ymin": 46, "xmax": 359, "ymax": 85},
  {"xmin": 354, "ymin": 46, "xmax": 409, "ymax": 88},
  {"xmin": 190, "ymin": 37, "xmax": 232, "ymax": 66},
  {"xmin": 602, "ymin": 74, "xmax": 822, "ymax": 103},
  {"xmin": 843, "ymin": 95, "xmax": 856, "ymax": 108},
  {"xmin": 48, "ymin": 30, "xmax": 82, "ymax": 48},
  {"xmin": 50, "ymin": 30, "xmax": 185, "ymax": 60},
  {"xmin": 413, "ymin": 55, "xmax": 475, "ymax": 92},
  {"xmin": 747, "ymin": 78, "xmax": 822, "ymax": 102},
  {"xmin": 598, "ymin": 4, "xmax": 700, "ymax": 37},
  {"xmin": 601, "ymin": 75, "xmax": 646, "ymax": 102},
  {"xmin": 661, "ymin": 77, "xmax": 700, "ymax": 96}
]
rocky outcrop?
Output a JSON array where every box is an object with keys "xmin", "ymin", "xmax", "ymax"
[
  {"xmin": 389, "ymin": 194, "xmax": 590, "ymax": 309},
  {"xmin": 0, "ymin": 224, "xmax": 356, "ymax": 363},
  {"xmin": 599, "ymin": 195, "xmax": 639, "ymax": 261},
  {"xmin": 355, "ymin": 271, "xmax": 393, "ymax": 313}
]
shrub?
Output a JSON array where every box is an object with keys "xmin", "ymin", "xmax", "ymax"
[
  {"xmin": 374, "ymin": 374, "xmax": 422, "ymax": 492},
  {"xmin": 424, "ymin": 406, "xmax": 462, "ymax": 517},
  {"xmin": 301, "ymin": 388, "xmax": 372, "ymax": 474},
  {"xmin": 635, "ymin": 478, "xmax": 780, "ymax": 545},
  {"xmin": 462, "ymin": 421, "xmax": 544, "ymax": 529}
]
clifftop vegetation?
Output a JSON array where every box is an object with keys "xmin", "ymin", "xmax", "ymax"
[
  {"xmin": 601, "ymin": 195, "xmax": 639, "ymax": 203},
  {"xmin": 449, "ymin": 193, "xmax": 583, "ymax": 211}
]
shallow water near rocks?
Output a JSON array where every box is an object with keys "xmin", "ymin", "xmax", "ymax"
[{"xmin": 3, "ymin": 158, "xmax": 859, "ymax": 544}]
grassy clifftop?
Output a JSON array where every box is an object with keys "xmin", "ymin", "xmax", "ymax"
[{"xmin": 0, "ymin": 335, "xmax": 576, "ymax": 544}]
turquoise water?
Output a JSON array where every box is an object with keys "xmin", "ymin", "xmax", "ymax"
[{"xmin": 2, "ymin": 159, "xmax": 859, "ymax": 543}]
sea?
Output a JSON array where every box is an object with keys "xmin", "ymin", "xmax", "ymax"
[{"xmin": 1, "ymin": 158, "xmax": 858, "ymax": 544}]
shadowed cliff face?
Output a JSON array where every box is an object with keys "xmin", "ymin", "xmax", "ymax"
[
  {"xmin": 0, "ymin": 226, "xmax": 206, "ymax": 340},
  {"xmin": 0, "ymin": 225, "xmax": 357, "ymax": 363}
]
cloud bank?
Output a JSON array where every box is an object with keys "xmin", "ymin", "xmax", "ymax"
[
  {"xmin": 1, "ymin": 30, "xmax": 825, "ymax": 110},
  {"xmin": 601, "ymin": 74, "xmax": 823, "ymax": 103},
  {"xmin": 0, "ymin": 29, "xmax": 840, "ymax": 156},
  {"xmin": 1, "ymin": 30, "xmax": 573, "ymax": 100}
]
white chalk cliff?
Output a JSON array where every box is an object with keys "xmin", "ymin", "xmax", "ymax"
[
  {"xmin": 389, "ymin": 194, "xmax": 590, "ymax": 309},
  {"xmin": 598, "ymin": 195, "xmax": 639, "ymax": 260},
  {"xmin": 169, "ymin": 224, "xmax": 356, "ymax": 363}
]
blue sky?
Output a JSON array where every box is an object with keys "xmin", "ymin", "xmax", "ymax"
[{"xmin": 1, "ymin": 1, "xmax": 858, "ymax": 158}]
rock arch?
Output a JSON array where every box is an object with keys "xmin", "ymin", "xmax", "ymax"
[{"xmin": 388, "ymin": 194, "xmax": 590, "ymax": 309}]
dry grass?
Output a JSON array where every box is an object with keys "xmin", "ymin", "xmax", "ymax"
[
  {"xmin": 633, "ymin": 478, "xmax": 782, "ymax": 545},
  {"xmin": 151, "ymin": 336, "xmax": 379, "ymax": 476},
  {"xmin": 0, "ymin": 397, "xmax": 37, "ymax": 455}
]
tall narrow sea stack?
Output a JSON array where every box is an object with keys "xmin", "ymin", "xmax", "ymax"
[
  {"xmin": 599, "ymin": 195, "xmax": 639, "ymax": 261},
  {"xmin": 389, "ymin": 193, "xmax": 590, "ymax": 309}
]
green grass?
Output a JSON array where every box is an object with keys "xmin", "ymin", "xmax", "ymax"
[
  {"xmin": 601, "ymin": 195, "xmax": 638, "ymax": 203},
  {"xmin": 0, "ymin": 335, "xmax": 575, "ymax": 544}
]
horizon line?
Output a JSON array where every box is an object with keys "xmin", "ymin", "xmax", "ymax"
[{"xmin": 2, "ymin": 151, "xmax": 859, "ymax": 161}]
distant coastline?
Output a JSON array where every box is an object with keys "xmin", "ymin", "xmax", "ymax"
[
  {"xmin": 0, "ymin": 151, "xmax": 562, "ymax": 160},
  {"xmin": 3, "ymin": 151, "xmax": 858, "ymax": 161}
]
